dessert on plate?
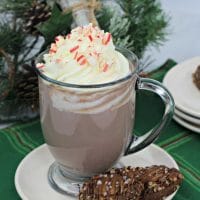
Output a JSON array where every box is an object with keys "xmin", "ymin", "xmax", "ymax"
[
  {"xmin": 79, "ymin": 165, "xmax": 183, "ymax": 200},
  {"xmin": 193, "ymin": 65, "xmax": 200, "ymax": 90}
]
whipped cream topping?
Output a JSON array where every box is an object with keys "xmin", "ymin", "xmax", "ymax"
[{"xmin": 37, "ymin": 24, "xmax": 130, "ymax": 85}]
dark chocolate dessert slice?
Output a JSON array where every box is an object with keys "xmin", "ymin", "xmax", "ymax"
[{"xmin": 193, "ymin": 65, "xmax": 200, "ymax": 90}]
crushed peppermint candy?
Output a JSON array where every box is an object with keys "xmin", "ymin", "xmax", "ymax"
[
  {"xmin": 37, "ymin": 23, "xmax": 130, "ymax": 85},
  {"xmin": 69, "ymin": 45, "xmax": 79, "ymax": 53},
  {"xmin": 47, "ymin": 24, "xmax": 113, "ymax": 70}
]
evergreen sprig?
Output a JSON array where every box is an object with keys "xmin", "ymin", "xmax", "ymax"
[
  {"xmin": 97, "ymin": 0, "xmax": 168, "ymax": 58},
  {"xmin": 0, "ymin": 0, "xmax": 33, "ymax": 17},
  {"xmin": 96, "ymin": 6, "xmax": 113, "ymax": 30},
  {"xmin": 117, "ymin": 0, "xmax": 169, "ymax": 57},
  {"xmin": 108, "ymin": 13, "xmax": 133, "ymax": 50},
  {"xmin": 0, "ymin": 23, "xmax": 26, "ymax": 63}
]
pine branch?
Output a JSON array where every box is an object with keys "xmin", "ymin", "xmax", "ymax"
[
  {"xmin": 0, "ymin": 23, "xmax": 26, "ymax": 59},
  {"xmin": 108, "ymin": 13, "xmax": 133, "ymax": 49},
  {"xmin": 95, "ymin": 6, "xmax": 113, "ymax": 31},
  {"xmin": 96, "ymin": 0, "xmax": 168, "ymax": 58},
  {"xmin": 0, "ymin": 0, "xmax": 33, "ymax": 17},
  {"xmin": 116, "ymin": 0, "xmax": 169, "ymax": 58},
  {"xmin": 96, "ymin": 5, "xmax": 132, "ymax": 49}
]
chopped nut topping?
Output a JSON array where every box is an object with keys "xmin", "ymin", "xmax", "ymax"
[{"xmin": 79, "ymin": 165, "xmax": 183, "ymax": 200}]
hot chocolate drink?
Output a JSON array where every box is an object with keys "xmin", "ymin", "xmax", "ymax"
[
  {"xmin": 37, "ymin": 24, "xmax": 136, "ymax": 177},
  {"xmin": 36, "ymin": 24, "xmax": 174, "ymax": 196},
  {"xmin": 39, "ymin": 78, "xmax": 136, "ymax": 176}
]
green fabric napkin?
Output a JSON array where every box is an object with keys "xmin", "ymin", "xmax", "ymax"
[{"xmin": 0, "ymin": 60, "xmax": 199, "ymax": 200}]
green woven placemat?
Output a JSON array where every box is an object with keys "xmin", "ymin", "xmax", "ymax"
[{"xmin": 0, "ymin": 60, "xmax": 199, "ymax": 200}]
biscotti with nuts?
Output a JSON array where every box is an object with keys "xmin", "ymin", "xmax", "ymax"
[
  {"xmin": 79, "ymin": 167, "xmax": 144, "ymax": 200},
  {"xmin": 79, "ymin": 165, "xmax": 183, "ymax": 200},
  {"xmin": 140, "ymin": 165, "xmax": 183, "ymax": 200}
]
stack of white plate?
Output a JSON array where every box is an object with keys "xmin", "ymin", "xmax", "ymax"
[{"xmin": 163, "ymin": 57, "xmax": 200, "ymax": 134}]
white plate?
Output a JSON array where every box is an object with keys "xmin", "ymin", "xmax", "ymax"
[
  {"xmin": 15, "ymin": 144, "xmax": 179, "ymax": 200},
  {"xmin": 175, "ymin": 108, "xmax": 200, "ymax": 125},
  {"xmin": 173, "ymin": 115, "xmax": 200, "ymax": 134},
  {"xmin": 163, "ymin": 57, "xmax": 200, "ymax": 118}
]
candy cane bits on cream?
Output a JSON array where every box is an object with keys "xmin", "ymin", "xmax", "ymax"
[{"xmin": 36, "ymin": 24, "xmax": 130, "ymax": 85}]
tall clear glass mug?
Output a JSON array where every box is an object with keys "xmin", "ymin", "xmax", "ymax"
[{"xmin": 36, "ymin": 47, "xmax": 174, "ymax": 196}]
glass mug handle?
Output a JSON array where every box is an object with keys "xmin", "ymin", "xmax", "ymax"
[{"xmin": 125, "ymin": 77, "xmax": 175, "ymax": 155}]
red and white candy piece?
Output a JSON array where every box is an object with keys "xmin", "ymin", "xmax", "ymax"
[
  {"xmin": 77, "ymin": 55, "xmax": 87, "ymax": 65},
  {"xmin": 49, "ymin": 43, "xmax": 57, "ymax": 54},
  {"xmin": 55, "ymin": 35, "xmax": 63, "ymax": 42},
  {"xmin": 102, "ymin": 63, "xmax": 109, "ymax": 72},
  {"xmin": 102, "ymin": 33, "xmax": 111, "ymax": 45},
  {"xmin": 74, "ymin": 51, "xmax": 78, "ymax": 59},
  {"xmin": 36, "ymin": 63, "xmax": 45, "ymax": 69},
  {"xmin": 66, "ymin": 34, "xmax": 71, "ymax": 39},
  {"xmin": 69, "ymin": 45, "xmax": 79, "ymax": 53},
  {"xmin": 56, "ymin": 59, "xmax": 62, "ymax": 63},
  {"xmin": 55, "ymin": 35, "xmax": 64, "ymax": 45},
  {"xmin": 93, "ymin": 51, "xmax": 100, "ymax": 58},
  {"xmin": 88, "ymin": 34, "xmax": 93, "ymax": 42}
]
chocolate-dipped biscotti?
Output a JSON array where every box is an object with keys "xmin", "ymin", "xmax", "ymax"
[{"xmin": 79, "ymin": 165, "xmax": 183, "ymax": 200}]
